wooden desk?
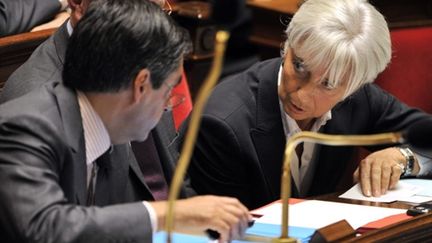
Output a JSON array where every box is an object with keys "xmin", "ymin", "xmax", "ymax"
[
  {"xmin": 371, "ymin": 0, "xmax": 432, "ymax": 29},
  {"xmin": 246, "ymin": 0, "xmax": 300, "ymax": 59},
  {"xmin": 308, "ymin": 192, "xmax": 432, "ymax": 242},
  {"xmin": 247, "ymin": 0, "xmax": 300, "ymax": 15},
  {"xmin": 310, "ymin": 192, "xmax": 413, "ymax": 210},
  {"xmin": 246, "ymin": 0, "xmax": 432, "ymax": 59}
]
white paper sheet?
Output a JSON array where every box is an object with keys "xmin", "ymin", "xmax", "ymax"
[
  {"xmin": 339, "ymin": 181, "xmax": 422, "ymax": 203},
  {"xmin": 397, "ymin": 195, "xmax": 432, "ymax": 204},
  {"xmin": 401, "ymin": 178, "xmax": 432, "ymax": 197},
  {"xmin": 255, "ymin": 200, "xmax": 406, "ymax": 229}
]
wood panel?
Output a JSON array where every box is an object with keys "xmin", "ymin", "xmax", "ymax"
[
  {"xmin": 311, "ymin": 192, "xmax": 432, "ymax": 242},
  {"xmin": 246, "ymin": 0, "xmax": 432, "ymax": 59},
  {"xmin": 371, "ymin": 0, "xmax": 432, "ymax": 29},
  {"xmin": 246, "ymin": 0, "xmax": 300, "ymax": 59}
]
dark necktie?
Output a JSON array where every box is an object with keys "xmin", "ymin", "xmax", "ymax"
[
  {"xmin": 131, "ymin": 133, "xmax": 169, "ymax": 200},
  {"xmin": 86, "ymin": 151, "xmax": 111, "ymax": 206},
  {"xmin": 296, "ymin": 142, "xmax": 304, "ymax": 169}
]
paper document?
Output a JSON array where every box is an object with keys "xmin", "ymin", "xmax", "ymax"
[
  {"xmin": 255, "ymin": 200, "xmax": 406, "ymax": 229},
  {"xmin": 401, "ymin": 178, "xmax": 432, "ymax": 197},
  {"xmin": 340, "ymin": 179, "xmax": 432, "ymax": 203},
  {"xmin": 339, "ymin": 181, "xmax": 422, "ymax": 203}
]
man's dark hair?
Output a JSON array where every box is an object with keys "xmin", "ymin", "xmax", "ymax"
[{"xmin": 63, "ymin": 0, "xmax": 191, "ymax": 91}]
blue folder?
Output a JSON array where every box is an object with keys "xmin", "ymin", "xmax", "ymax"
[{"xmin": 153, "ymin": 222, "xmax": 315, "ymax": 242}]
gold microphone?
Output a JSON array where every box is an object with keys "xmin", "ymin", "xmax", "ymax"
[
  {"xmin": 164, "ymin": 30, "xmax": 230, "ymax": 243},
  {"xmin": 272, "ymin": 131, "xmax": 404, "ymax": 243}
]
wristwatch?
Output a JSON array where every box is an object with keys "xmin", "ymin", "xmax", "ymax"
[{"xmin": 398, "ymin": 147, "xmax": 415, "ymax": 177}]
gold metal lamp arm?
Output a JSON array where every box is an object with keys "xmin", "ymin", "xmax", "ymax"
[
  {"xmin": 275, "ymin": 131, "xmax": 404, "ymax": 243},
  {"xmin": 165, "ymin": 30, "xmax": 230, "ymax": 243}
]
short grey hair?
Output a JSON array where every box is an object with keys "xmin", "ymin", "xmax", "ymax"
[{"xmin": 282, "ymin": 0, "xmax": 391, "ymax": 98}]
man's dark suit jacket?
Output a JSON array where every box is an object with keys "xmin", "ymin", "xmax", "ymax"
[
  {"xmin": 0, "ymin": 82, "xmax": 156, "ymax": 242},
  {"xmin": 188, "ymin": 58, "xmax": 432, "ymax": 210},
  {"xmin": 0, "ymin": 0, "xmax": 61, "ymax": 37},
  {"xmin": 1, "ymin": 21, "xmax": 68, "ymax": 102},
  {"xmin": 0, "ymin": 21, "xmax": 193, "ymax": 197},
  {"xmin": 0, "ymin": 22, "xmax": 193, "ymax": 241}
]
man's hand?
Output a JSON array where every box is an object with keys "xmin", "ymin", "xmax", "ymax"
[
  {"xmin": 151, "ymin": 195, "xmax": 252, "ymax": 242},
  {"xmin": 353, "ymin": 147, "xmax": 417, "ymax": 197}
]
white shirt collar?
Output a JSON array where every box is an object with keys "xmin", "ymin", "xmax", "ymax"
[
  {"xmin": 66, "ymin": 19, "xmax": 73, "ymax": 36},
  {"xmin": 277, "ymin": 65, "xmax": 332, "ymax": 196},
  {"xmin": 77, "ymin": 91, "xmax": 111, "ymax": 165}
]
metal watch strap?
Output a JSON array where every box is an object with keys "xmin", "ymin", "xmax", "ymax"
[{"xmin": 399, "ymin": 147, "xmax": 415, "ymax": 176}]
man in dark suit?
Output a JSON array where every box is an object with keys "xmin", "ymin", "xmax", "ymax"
[
  {"xmin": 0, "ymin": 0, "xmax": 66, "ymax": 37},
  {"xmin": 187, "ymin": 0, "xmax": 432, "ymax": 210},
  {"xmin": 0, "ymin": 0, "xmax": 193, "ymax": 198},
  {"xmin": 0, "ymin": 0, "xmax": 251, "ymax": 242}
]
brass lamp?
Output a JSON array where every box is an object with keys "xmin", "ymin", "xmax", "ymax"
[
  {"xmin": 273, "ymin": 131, "xmax": 404, "ymax": 243},
  {"xmin": 164, "ymin": 30, "xmax": 229, "ymax": 243}
]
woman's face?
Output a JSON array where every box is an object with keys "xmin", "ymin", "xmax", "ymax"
[{"xmin": 278, "ymin": 48, "xmax": 348, "ymax": 130}]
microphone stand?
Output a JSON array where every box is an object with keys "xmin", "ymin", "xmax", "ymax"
[
  {"xmin": 165, "ymin": 30, "xmax": 229, "ymax": 243},
  {"xmin": 274, "ymin": 131, "xmax": 404, "ymax": 243}
]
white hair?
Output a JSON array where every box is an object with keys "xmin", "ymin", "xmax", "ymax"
[{"xmin": 283, "ymin": 0, "xmax": 391, "ymax": 98}]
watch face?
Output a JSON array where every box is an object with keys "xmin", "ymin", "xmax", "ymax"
[{"xmin": 398, "ymin": 147, "xmax": 415, "ymax": 176}]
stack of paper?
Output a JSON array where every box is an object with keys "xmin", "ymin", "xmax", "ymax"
[
  {"xmin": 255, "ymin": 200, "xmax": 406, "ymax": 230},
  {"xmin": 153, "ymin": 182, "xmax": 432, "ymax": 243},
  {"xmin": 340, "ymin": 179, "xmax": 432, "ymax": 203}
]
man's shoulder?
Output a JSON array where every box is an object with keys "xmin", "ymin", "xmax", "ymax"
[
  {"xmin": 0, "ymin": 82, "xmax": 75, "ymax": 126},
  {"xmin": 0, "ymin": 84, "xmax": 75, "ymax": 173},
  {"xmin": 8, "ymin": 32, "xmax": 62, "ymax": 80},
  {"xmin": 0, "ymin": 82, "xmax": 80, "ymax": 151},
  {"xmin": 0, "ymin": 83, "xmax": 57, "ymax": 116},
  {"xmin": 1, "ymin": 26, "xmax": 67, "ymax": 103}
]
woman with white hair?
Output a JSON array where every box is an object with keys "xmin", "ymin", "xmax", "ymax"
[{"xmin": 186, "ymin": 0, "xmax": 432, "ymax": 210}]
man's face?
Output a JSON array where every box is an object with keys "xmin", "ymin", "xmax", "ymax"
[
  {"xmin": 128, "ymin": 62, "xmax": 183, "ymax": 142},
  {"xmin": 278, "ymin": 48, "xmax": 347, "ymax": 129}
]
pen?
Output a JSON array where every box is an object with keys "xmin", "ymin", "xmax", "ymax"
[{"xmin": 206, "ymin": 220, "xmax": 255, "ymax": 240}]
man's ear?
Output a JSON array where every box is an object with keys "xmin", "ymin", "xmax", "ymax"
[
  {"xmin": 68, "ymin": 0, "xmax": 89, "ymax": 27},
  {"xmin": 132, "ymin": 69, "xmax": 151, "ymax": 104},
  {"xmin": 67, "ymin": 0, "xmax": 82, "ymax": 12}
]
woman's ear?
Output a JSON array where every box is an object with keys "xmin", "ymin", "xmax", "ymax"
[{"xmin": 132, "ymin": 69, "xmax": 151, "ymax": 104}]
